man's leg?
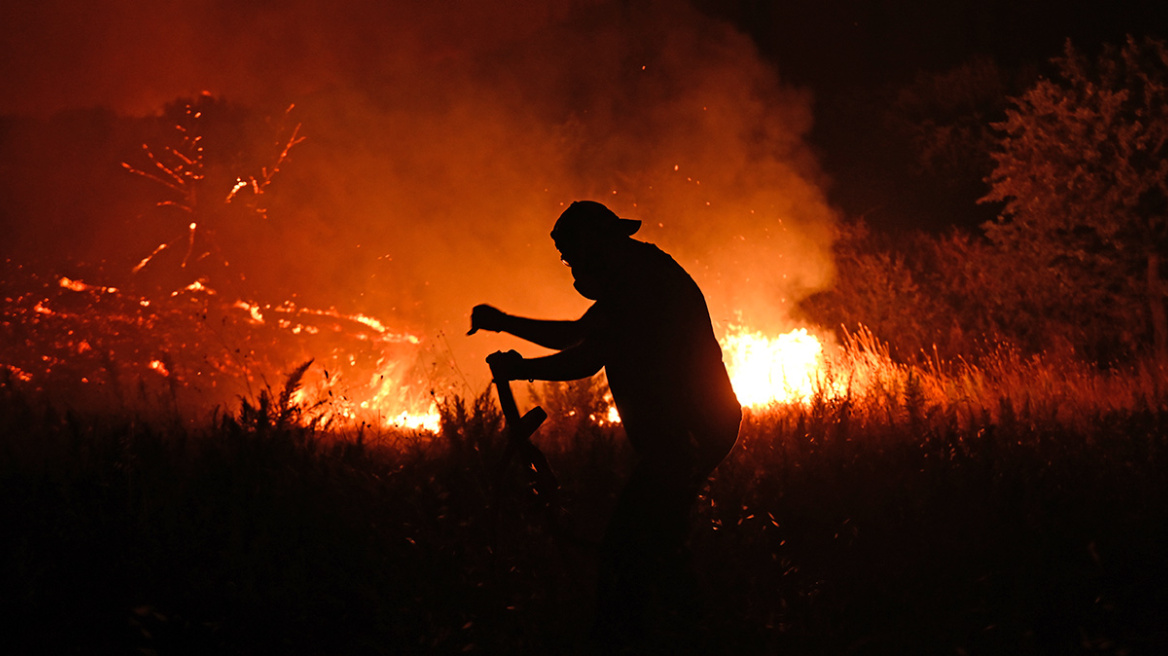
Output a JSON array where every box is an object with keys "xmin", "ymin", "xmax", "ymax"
[{"xmin": 592, "ymin": 451, "xmax": 700, "ymax": 646}]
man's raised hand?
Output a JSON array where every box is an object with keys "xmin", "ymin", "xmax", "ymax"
[{"xmin": 468, "ymin": 304, "xmax": 507, "ymax": 336}]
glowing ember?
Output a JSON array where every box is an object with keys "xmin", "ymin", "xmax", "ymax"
[
  {"xmin": 266, "ymin": 302, "xmax": 419, "ymax": 342},
  {"xmin": 386, "ymin": 410, "xmax": 441, "ymax": 433},
  {"xmin": 226, "ymin": 178, "xmax": 249, "ymax": 200},
  {"xmin": 132, "ymin": 244, "xmax": 169, "ymax": 274},
  {"xmin": 58, "ymin": 277, "xmax": 85, "ymax": 292},
  {"xmin": 722, "ymin": 326, "xmax": 828, "ymax": 406},
  {"xmin": 233, "ymin": 300, "xmax": 265, "ymax": 324},
  {"xmin": 173, "ymin": 280, "xmax": 211, "ymax": 296},
  {"xmin": 602, "ymin": 404, "xmax": 621, "ymax": 425},
  {"xmin": 3, "ymin": 364, "xmax": 33, "ymax": 382},
  {"xmin": 59, "ymin": 276, "xmax": 118, "ymax": 294}
]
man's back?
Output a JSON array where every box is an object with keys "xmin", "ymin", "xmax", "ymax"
[{"xmin": 582, "ymin": 240, "xmax": 740, "ymax": 456}]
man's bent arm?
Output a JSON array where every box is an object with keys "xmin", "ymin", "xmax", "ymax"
[{"xmin": 513, "ymin": 342, "xmax": 604, "ymax": 382}]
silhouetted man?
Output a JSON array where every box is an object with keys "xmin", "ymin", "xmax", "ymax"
[{"xmin": 469, "ymin": 200, "xmax": 741, "ymax": 647}]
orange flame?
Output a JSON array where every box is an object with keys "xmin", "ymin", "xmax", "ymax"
[
  {"xmin": 594, "ymin": 325, "xmax": 839, "ymax": 424},
  {"xmin": 722, "ymin": 325, "xmax": 833, "ymax": 406}
]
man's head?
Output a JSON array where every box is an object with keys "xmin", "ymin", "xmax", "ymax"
[
  {"xmin": 551, "ymin": 201, "xmax": 641, "ymax": 300},
  {"xmin": 551, "ymin": 201, "xmax": 640, "ymax": 265}
]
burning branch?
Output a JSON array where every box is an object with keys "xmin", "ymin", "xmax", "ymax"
[
  {"xmin": 224, "ymin": 105, "xmax": 305, "ymax": 219},
  {"xmin": 123, "ymin": 96, "xmax": 305, "ymax": 288},
  {"xmin": 121, "ymin": 105, "xmax": 205, "ymax": 214}
]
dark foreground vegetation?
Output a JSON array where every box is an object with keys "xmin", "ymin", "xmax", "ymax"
[{"xmin": 3, "ymin": 370, "xmax": 1165, "ymax": 656}]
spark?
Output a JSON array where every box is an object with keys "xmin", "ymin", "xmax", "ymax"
[{"xmin": 132, "ymin": 243, "xmax": 169, "ymax": 274}]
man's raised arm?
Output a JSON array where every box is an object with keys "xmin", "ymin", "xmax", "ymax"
[{"xmin": 467, "ymin": 303, "xmax": 588, "ymax": 351}]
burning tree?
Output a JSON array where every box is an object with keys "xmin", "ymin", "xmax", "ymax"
[
  {"xmin": 981, "ymin": 36, "xmax": 1168, "ymax": 363},
  {"xmin": 122, "ymin": 93, "xmax": 304, "ymax": 298}
]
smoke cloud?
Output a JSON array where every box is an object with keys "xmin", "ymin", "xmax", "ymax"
[{"xmin": 1, "ymin": 0, "xmax": 838, "ymax": 388}]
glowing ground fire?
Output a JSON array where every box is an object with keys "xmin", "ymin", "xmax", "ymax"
[
  {"xmin": 379, "ymin": 324, "xmax": 832, "ymax": 431},
  {"xmin": 344, "ymin": 324, "xmax": 834, "ymax": 431},
  {"xmin": 722, "ymin": 326, "xmax": 831, "ymax": 406},
  {"xmin": 9, "ymin": 275, "xmax": 838, "ymax": 434}
]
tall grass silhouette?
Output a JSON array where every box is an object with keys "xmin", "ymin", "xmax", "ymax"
[{"xmin": 3, "ymin": 327, "xmax": 1165, "ymax": 655}]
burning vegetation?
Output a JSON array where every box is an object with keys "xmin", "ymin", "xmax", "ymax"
[
  {"xmin": 0, "ymin": 95, "xmax": 844, "ymax": 431},
  {"xmin": 0, "ymin": 263, "xmax": 443, "ymax": 429}
]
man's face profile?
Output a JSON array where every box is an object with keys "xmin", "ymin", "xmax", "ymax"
[
  {"xmin": 555, "ymin": 236, "xmax": 580, "ymax": 268},
  {"xmin": 555, "ymin": 231, "xmax": 608, "ymax": 300}
]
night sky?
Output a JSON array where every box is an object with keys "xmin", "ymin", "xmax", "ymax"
[
  {"xmin": 3, "ymin": 0, "xmax": 1166, "ymax": 235},
  {"xmin": 706, "ymin": 0, "xmax": 1168, "ymax": 231}
]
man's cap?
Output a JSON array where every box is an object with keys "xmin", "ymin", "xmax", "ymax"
[{"xmin": 551, "ymin": 201, "xmax": 641, "ymax": 241}]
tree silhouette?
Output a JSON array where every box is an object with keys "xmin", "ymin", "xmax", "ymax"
[{"xmin": 981, "ymin": 36, "xmax": 1168, "ymax": 362}]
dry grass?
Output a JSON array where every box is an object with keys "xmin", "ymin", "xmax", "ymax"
[{"xmin": 3, "ymin": 334, "xmax": 1166, "ymax": 654}]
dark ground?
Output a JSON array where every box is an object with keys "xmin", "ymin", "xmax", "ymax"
[{"xmin": 2, "ymin": 379, "xmax": 1166, "ymax": 655}]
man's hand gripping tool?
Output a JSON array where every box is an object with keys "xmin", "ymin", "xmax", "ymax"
[{"xmin": 488, "ymin": 351, "xmax": 559, "ymax": 514}]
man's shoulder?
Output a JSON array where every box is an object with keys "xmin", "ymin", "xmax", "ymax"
[
  {"xmin": 626, "ymin": 240, "xmax": 701, "ymax": 292},
  {"xmin": 627, "ymin": 240, "xmax": 684, "ymax": 275},
  {"xmin": 630, "ymin": 239, "xmax": 668, "ymax": 259}
]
